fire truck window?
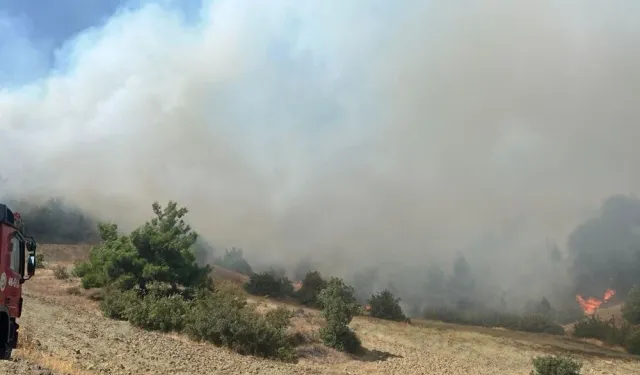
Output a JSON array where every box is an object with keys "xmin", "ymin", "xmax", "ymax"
[{"xmin": 10, "ymin": 236, "xmax": 21, "ymax": 272}]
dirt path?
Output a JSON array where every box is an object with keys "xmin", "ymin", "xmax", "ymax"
[{"xmin": 11, "ymin": 262, "xmax": 640, "ymax": 375}]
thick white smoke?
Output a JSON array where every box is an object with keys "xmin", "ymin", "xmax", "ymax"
[{"xmin": 1, "ymin": 0, "xmax": 639, "ymax": 286}]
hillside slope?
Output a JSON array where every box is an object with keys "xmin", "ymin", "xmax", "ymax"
[{"xmin": 13, "ymin": 245, "xmax": 640, "ymax": 375}]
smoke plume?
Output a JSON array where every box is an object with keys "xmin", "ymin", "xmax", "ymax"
[{"xmin": 1, "ymin": 1, "xmax": 640, "ymax": 303}]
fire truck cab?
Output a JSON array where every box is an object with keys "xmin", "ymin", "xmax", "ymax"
[{"xmin": 0, "ymin": 203, "xmax": 37, "ymax": 360}]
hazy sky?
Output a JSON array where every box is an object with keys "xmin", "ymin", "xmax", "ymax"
[{"xmin": 1, "ymin": 0, "xmax": 639, "ymax": 280}]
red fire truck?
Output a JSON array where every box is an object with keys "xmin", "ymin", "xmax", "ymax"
[{"xmin": 0, "ymin": 203, "xmax": 37, "ymax": 359}]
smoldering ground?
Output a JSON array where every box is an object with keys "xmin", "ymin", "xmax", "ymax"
[{"xmin": 1, "ymin": 1, "xmax": 640, "ymax": 312}]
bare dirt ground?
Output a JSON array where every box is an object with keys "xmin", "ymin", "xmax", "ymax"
[{"xmin": 7, "ymin": 245, "xmax": 640, "ymax": 375}]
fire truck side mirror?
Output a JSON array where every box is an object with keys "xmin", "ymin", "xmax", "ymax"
[
  {"xmin": 27, "ymin": 255, "xmax": 36, "ymax": 277},
  {"xmin": 26, "ymin": 240, "xmax": 37, "ymax": 277},
  {"xmin": 27, "ymin": 240, "xmax": 37, "ymax": 254}
]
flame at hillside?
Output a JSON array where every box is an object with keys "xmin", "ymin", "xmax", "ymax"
[{"xmin": 576, "ymin": 288, "xmax": 616, "ymax": 315}]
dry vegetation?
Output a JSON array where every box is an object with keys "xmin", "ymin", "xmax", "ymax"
[{"xmin": 2, "ymin": 244, "xmax": 637, "ymax": 375}]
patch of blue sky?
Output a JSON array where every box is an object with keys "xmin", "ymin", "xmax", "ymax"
[{"xmin": 0, "ymin": 0, "xmax": 203, "ymax": 86}]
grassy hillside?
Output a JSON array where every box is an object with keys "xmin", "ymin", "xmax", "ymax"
[{"xmin": 17, "ymin": 244, "xmax": 639, "ymax": 375}]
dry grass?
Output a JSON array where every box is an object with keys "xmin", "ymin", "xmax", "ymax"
[
  {"xmin": 17, "ymin": 352, "xmax": 92, "ymax": 375},
  {"xmin": 38, "ymin": 244, "xmax": 92, "ymax": 263},
  {"xmin": 211, "ymin": 265, "xmax": 250, "ymax": 285},
  {"xmin": 17, "ymin": 326, "xmax": 93, "ymax": 375}
]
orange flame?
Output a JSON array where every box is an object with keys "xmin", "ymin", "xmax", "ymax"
[
  {"xmin": 604, "ymin": 288, "xmax": 616, "ymax": 301},
  {"xmin": 576, "ymin": 288, "xmax": 616, "ymax": 315},
  {"xmin": 293, "ymin": 281, "xmax": 303, "ymax": 292},
  {"xmin": 364, "ymin": 304, "xmax": 371, "ymax": 311}
]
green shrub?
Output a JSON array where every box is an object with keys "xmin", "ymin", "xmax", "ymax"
[
  {"xmin": 317, "ymin": 277, "xmax": 362, "ymax": 353},
  {"xmin": 530, "ymin": 355, "xmax": 582, "ymax": 375},
  {"xmin": 127, "ymin": 293, "xmax": 190, "ymax": 332},
  {"xmin": 367, "ymin": 289, "xmax": 408, "ymax": 322},
  {"xmin": 52, "ymin": 265, "xmax": 70, "ymax": 280},
  {"xmin": 265, "ymin": 307, "xmax": 295, "ymax": 330},
  {"xmin": 295, "ymin": 270, "xmax": 327, "ymax": 307},
  {"xmin": 623, "ymin": 327, "xmax": 640, "ymax": 355},
  {"xmin": 572, "ymin": 315, "xmax": 626, "ymax": 346},
  {"xmin": 622, "ymin": 285, "xmax": 640, "ymax": 325},
  {"xmin": 184, "ymin": 290, "xmax": 295, "ymax": 361},
  {"xmin": 319, "ymin": 323, "xmax": 361, "ymax": 353},
  {"xmin": 99, "ymin": 287, "xmax": 140, "ymax": 320},
  {"xmin": 244, "ymin": 272, "xmax": 294, "ymax": 298}
]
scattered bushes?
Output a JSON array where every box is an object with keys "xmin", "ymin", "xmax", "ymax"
[
  {"xmin": 74, "ymin": 198, "xmax": 640, "ymax": 362},
  {"xmin": 244, "ymin": 271, "xmax": 294, "ymax": 298},
  {"xmin": 571, "ymin": 315, "xmax": 640, "ymax": 355},
  {"xmin": 572, "ymin": 315, "xmax": 627, "ymax": 346},
  {"xmin": 127, "ymin": 293, "xmax": 190, "ymax": 332},
  {"xmin": 52, "ymin": 265, "xmax": 70, "ymax": 280},
  {"xmin": 318, "ymin": 277, "xmax": 362, "ymax": 353},
  {"xmin": 422, "ymin": 306, "xmax": 565, "ymax": 335},
  {"xmin": 184, "ymin": 289, "xmax": 296, "ymax": 361},
  {"xmin": 530, "ymin": 355, "xmax": 582, "ymax": 375},
  {"xmin": 367, "ymin": 289, "xmax": 408, "ymax": 322},
  {"xmin": 99, "ymin": 283, "xmax": 297, "ymax": 360}
]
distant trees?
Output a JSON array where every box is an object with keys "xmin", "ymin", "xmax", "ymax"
[
  {"xmin": 244, "ymin": 271, "xmax": 295, "ymax": 298},
  {"xmin": 214, "ymin": 247, "xmax": 253, "ymax": 275},
  {"xmin": 10, "ymin": 197, "xmax": 99, "ymax": 244},
  {"xmin": 524, "ymin": 297, "xmax": 554, "ymax": 320},
  {"xmin": 449, "ymin": 255, "xmax": 475, "ymax": 301},
  {"xmin": 568, "ymin": 194, "xmax": 640, "ymax": 298}
]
